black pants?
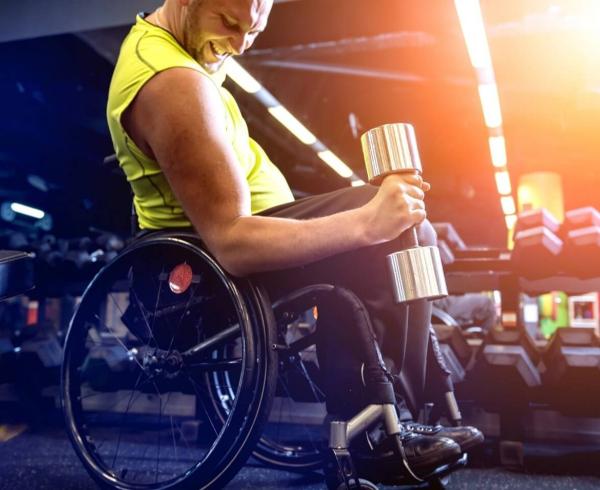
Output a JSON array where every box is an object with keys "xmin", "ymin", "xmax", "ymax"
[{"xmin": 256, "ymin": 185, "xmax": 436, "ymax": 415}]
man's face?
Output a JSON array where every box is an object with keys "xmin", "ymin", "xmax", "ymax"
[{"xmin": 182, "ymin": 0, "xmax": 272, "ymax": 73}]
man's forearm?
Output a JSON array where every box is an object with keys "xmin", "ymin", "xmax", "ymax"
[{"xmin": 212, "ymin": 206, "xmax": 373, "ymax": 277}]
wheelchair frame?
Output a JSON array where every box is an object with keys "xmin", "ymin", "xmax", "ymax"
[{"xmin": 59, "ymin": 232, "xmax": 465, "ymax": 490}]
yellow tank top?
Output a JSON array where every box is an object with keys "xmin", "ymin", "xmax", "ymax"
[{"xmin": 107, "ymin": 14, "xmax": 294, "ymax": 229}]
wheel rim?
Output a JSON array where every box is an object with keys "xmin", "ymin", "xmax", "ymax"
[{"xmin": 62, "ymin": 238, "xmax": 259, "ymax": 489}]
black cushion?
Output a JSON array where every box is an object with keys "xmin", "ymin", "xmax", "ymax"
[{"xmin": 0, "ymin": 250, "xmax": 34, "ymax": 300}]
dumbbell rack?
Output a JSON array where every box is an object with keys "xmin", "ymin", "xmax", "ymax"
[{"xmin": 442, "ymin": 248, "xmax": 600, "ymax": 465}]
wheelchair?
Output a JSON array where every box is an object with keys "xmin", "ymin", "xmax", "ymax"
[{"xmin": 60, "ymin": 230, "xmax": 465, "ymax": 490}]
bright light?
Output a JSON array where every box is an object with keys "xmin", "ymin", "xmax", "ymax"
[
  {"xmin": 505, "ymin": 214, "xmax": 517, "ymax": 229},
  {"xmin": 10, "ymin": 202, "xmax": 45, "ymax": 219},
  {"xmin": 478, "ymin": 83, "xmax": 503, "ymax": 128},
  {"xmin": 500, "ymin": 195, "xmax": 516, "ymax": 215},
  {"xmin": 495, "ymin": 171, "xmax": 512, "ymax": 195},
  {"xmin": 317, "ymin": 150, "xmax": 354, "ymax": 178},
  {"xmin": 226, "ymin": 59, "xmax": 262, "ymax": 94},
  {"xmin": 351, "ymin": 179, "xmax": 366, "ymax": 187},
  {"xmin": 489, "ymin": 135, "xmax": 507, "ymax": 167},
  {"xmin": 268, "ymin": 105, "xmax": 317, "ymax": 145},
  {"xmin": 454, "ymin": 0, "xmax": 493, "ymax": 69}
]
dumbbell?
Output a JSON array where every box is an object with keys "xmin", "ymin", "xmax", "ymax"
[
  {"xmin": 561, "ymin": 206, "xmax": 600, "ymax": 277},
  {"xmin": 361, "ymin": 123, "xmax": 447, "ymax": 303},
  {"xmin": 512, "ymin": 208, "xmax": 562, "ymax": 279}
]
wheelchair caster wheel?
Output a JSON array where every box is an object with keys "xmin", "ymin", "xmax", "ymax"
[{"xmin": 335, "ymin": 478, "xmax": 379, "ymax": 490}]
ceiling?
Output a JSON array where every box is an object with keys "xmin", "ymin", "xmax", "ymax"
[{"xmin": 0, "ymin": 0, "xmax": 598, "ymax": 246}]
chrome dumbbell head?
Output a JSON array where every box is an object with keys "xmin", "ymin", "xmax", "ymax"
[
  {"xmin": 387, "ymin": 248, "xmax": 447, "ymax": 303},
  {"xmin": 361, "ymin": 123, "xmax": 422, "ymax": 183},
  {"xmin": 361, "ymin": 122, "xmax": 447, "ymax": 303}
]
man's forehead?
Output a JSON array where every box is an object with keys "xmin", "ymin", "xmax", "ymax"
[{"xmin": 221, "ymin": 0, "xmax": 272, "ymax": 29}]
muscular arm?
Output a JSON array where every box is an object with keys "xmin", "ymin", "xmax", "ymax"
[{"xmin": 125, "ymin": 68, "xmax": 426, "ymax": 276}]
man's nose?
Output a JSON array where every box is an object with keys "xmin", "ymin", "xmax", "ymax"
[{"xmin": 229, "ymin": 32, "xmax": 252, "ymax": 55}]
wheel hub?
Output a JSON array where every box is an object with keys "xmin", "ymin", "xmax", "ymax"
[{"xmin": 142, "ymin": 349, "xmax": 183, "ymax": 378}]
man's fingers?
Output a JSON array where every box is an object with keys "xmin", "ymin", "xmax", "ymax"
[{"xmin": 405, "ymin": 185, "xmax": 425, "ymax": 200}]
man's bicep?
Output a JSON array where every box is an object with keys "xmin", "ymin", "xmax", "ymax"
[{"xmin": 138, "ymin": 68, "xmax": 252, "ymax": 242}]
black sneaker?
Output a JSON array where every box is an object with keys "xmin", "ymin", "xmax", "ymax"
[
  {"xmin": 353, "ymin": 428, "xmax": 462, "ymax": 484},
  {"xmin": 404, "ymin": 422, "xmax": 484, "ymax": 452}
]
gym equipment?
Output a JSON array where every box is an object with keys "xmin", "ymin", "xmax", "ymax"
[
  {"xmin": 433, "ymin": 222, "xmax": 466, "ymax": 266},
  {"xmin": 431, "ymin": 315, "xmax": 473, "ymax": 385},
  {"xmin": 466, "ymin": 327, "xmax": 542, "ymax": 466},
  {"xmin": 361, "ymin": 123, "xmax": 447, "ymax": 303},
  {"xmin": 433, "ymin": 223, "xmax": 466, "ymax": 253},
  {"xmin": 511, "ymin": 208, "xmax": 562, "ymax": 279},
  {"xmin": 0, "ymin": 335, "xmax": 15, "ymax": 384},
  {"xmin": 561, "ymin": 206, "xmax": 600, "ymax": 278},
  {"xmin": 0, "ymin": 250, "xmax": 35, "ymax": 300},
  {"xmin": 542, "ymin": 326, "xmax": 600, "ymax": 416}
]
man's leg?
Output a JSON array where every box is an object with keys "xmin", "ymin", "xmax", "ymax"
[
  {"xmin": 256, "ymin": 185, "xmax": 432, "ymax": 415},
  {"xmin": 257, "ymin": 186, "xmax": 466, "ymax": 479},
  {"xmin": 257, "ymin": 186, "xmax": 483, "ymax": 448}
]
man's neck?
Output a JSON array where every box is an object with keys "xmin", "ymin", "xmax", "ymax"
[{"xmin": 146, "ymin": 5, "xmax": 184, "ymax": 46}]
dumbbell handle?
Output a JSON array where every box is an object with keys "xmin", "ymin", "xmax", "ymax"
[{"xmin": 372, "ymin": 166, "xmax": 422, "ymax": 249}]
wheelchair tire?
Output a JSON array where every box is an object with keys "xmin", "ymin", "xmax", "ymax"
[{"xmin": 61, "ymin": 235, "xmax": 277, "ymax": 490}]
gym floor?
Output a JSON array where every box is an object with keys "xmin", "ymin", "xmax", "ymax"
[{"xmin": 1, "ymin": 425, "xmax": 599, "ymax": 489}]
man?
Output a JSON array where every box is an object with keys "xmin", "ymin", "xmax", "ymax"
[{"xmin": 107, "ymin": 0, "xmax": 482, "ymax": 480}]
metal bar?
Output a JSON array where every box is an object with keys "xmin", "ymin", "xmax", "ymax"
[
  {"xmin": 286, "ymin": 331, "xmax": 318, "ymax": 355},
  {"xmin": 245, "ymin": 59, "xmax": 426, "ymax": 83},
  {"xmin": 243, "ymin": 31, "xmax": 435, "ymax": 59},
  {"xmin": 182, "ymin": 324, "xmax": 240, "ymax": 358},
  {"xmin": 346, "ymin": 404, "xmax": 385, "ymax": 442},
  {"xmin": 186, "ymin": 359, "xmax": 242, "ymax": 371}
]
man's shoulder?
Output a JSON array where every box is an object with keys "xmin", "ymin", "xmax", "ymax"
[{"xmin": 125, "ymin": 26, "xmax": 197, "ymax": 75}]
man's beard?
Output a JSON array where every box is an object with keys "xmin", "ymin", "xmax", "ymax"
[{"xmin": 182, "ymin": 14, "xmax": 226, "ymax": 72}]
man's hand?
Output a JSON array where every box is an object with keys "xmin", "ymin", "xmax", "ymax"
[{"xmin": 361, "ymin": 174, "xmax": 431, "ymax": 244}]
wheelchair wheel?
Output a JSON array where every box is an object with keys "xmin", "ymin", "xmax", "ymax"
[
  {"xmin": 253, "ymin": 307, "xmax": 327, "ymax": 470},
  {"xmin": 61, "ymin": 235, "xmax": 277, "ymax": 490},
  {"xmin": 202, "ymin": 302, "xmax": 327, "ymax": 470}
]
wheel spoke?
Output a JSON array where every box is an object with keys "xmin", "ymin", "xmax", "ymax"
[
  {"xmin": 165, "ymin": 284, "xmax": 200, "ymax": 356},
  {"xmin": 186, "ymin": 359, "xmax": 242, "ymax": 371},
  {"xmin": 185, "ymin": 373, "xmax": 221, "ymax": 437},
  {"xmin": 111, "ymin": 371, "xmax": 149, "ymax": 469},
  {"xmin": 295, "ymin": 358, "xmax": 325, "ymax": 400},
  {"xmin": 93, "ymin": 313, "xmax": 146, "ymax": 372},
  {"xmin": 128, "ymin": 288, "xmax": 160, "ymax": 347},
  {"xmin": 276, "ymin": 376, "xmax": 320, "ymax": 453}
]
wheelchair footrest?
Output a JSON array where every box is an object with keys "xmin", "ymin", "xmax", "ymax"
[
  {"xmin": 379, "ymin": 453, "xmax": 468, "ymax": 488},
  {"xmin": 326, "ymin": 448, "xmax": 468, "ymax": 489}
]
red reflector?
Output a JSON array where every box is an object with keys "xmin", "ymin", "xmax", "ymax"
[{"xmin": 169, "ymin": 263, "xmax": 193, "ymax": 294}]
